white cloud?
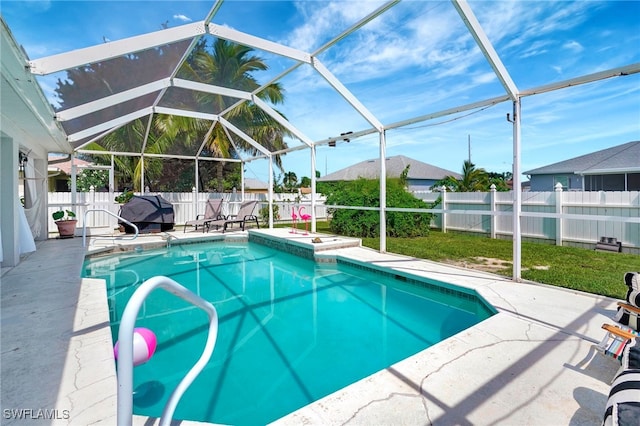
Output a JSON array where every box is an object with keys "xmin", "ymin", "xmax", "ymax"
[
  {"xmin": 563, "ymin": 40, "xmax": 584, "ymax": 52},
  {"xmin": 472, "ymin": 72, "xmax": 497, "ymax": 85},
  {"xmin": 173, "ymin": 14, "xmax": 192, "ymax": 23}
]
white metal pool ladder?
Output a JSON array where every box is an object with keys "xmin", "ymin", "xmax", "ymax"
[
  {"xmin": 116, "ymin": 276, "xmax": 219, "ymax": 426},
  {"xmin": 82, "ymin": 209, "xmax": 139, "ymax": 247}
]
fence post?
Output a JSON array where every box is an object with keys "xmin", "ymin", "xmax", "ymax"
[
  {"xmin": 490, "ymin": 184, "xmax": 497, "ymax": 239},
  {"xmin": 440, "ymin": 185, "xmax": 447, "ymax": 233},
  {"xmin": 192, "ymin": 187, "xmax": 198, "ymax": 219},
  {"xmin": 555, "ymin": 182, "xmax": 563, "ymax": 246},
  {"xmin": 89, "ymin": 185, "xmax": 95, "ymax": 227}
]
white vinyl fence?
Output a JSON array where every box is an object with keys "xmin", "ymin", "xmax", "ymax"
[
  {"xmin": 49, "ymin": 188, "xmax": 639, "ymax": 253},
  {"xmin": 48, "ymin": 189, "xmax": 327, "ymax": 233},
  {"xmin": 414, "ymin": 187, "xmax": 640, "ymax": 253}
]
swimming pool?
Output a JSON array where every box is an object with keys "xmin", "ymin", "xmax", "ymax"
[{"xmin": 83, "ymin": 240, "xmax": 495, "ymax": 425}]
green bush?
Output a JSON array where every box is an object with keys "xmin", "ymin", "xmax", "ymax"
[
  {"xmin": 324, "ymin": 178, "xmax": 433, "ymax": 238},
  {"xmin": 114, "ymin": 190, "xmax": 134, "ymax": 204},
  {"xmin": 259, "ymin": 203, "xmax": 280, "ymax": 225}
]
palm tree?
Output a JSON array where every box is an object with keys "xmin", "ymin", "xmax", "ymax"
[
  {"xmin": 59, "ymin": 38, "xmax": 292, "ymax": 191},
  {"xmin": 283, "ymin": 171, "xmax": 298, "ymax": 191},
  {"xmin": 433, "ymin": 160, "xmax": 489, "ymax": 192},
  {"xmin": 167, "ymin": 39, "xmax": 292, "ymax": 189}
]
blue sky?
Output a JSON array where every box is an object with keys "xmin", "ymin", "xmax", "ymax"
[{"xmin": 2, "ymin": 0, "xmax": 639, "ymax": 185}]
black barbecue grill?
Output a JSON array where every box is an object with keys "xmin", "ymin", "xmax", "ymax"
[{"xmin": 118, "ymin": 195, "xmax": 175, "ymax": 234}]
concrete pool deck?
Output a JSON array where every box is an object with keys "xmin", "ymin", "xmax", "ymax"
[{"xmin": 0, "ymin": 227, "xmax": 623, "ymax": 425}]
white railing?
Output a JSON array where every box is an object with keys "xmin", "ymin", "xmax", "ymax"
[
  {"xmin": 116, "ymin": 276, "xmax": 219, "ymax": 426},
  {"xmin": 82, "ymin": 209, "xmax": 139, "ymax": 247}
]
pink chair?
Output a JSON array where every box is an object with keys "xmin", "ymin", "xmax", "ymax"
[{"xmin": 299, "ymin": 206, "xmax": 311, "ymax": 235}]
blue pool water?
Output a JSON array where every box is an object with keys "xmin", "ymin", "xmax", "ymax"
[{"xmin": 83, "ymin": 241, "xmax": 494, "ymax": 425}]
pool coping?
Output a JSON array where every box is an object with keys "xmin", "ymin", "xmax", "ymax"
[{"xmin": 1, "ymin": 228, "xmax": 622, "ymax": 425}]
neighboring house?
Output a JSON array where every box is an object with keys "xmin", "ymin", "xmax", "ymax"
[
  {"xmin": 48, "ymin": 156, "xmax": 92, "ymax": 192},
  {"xmin": 524, "ymin": 141, "xmax": 640, "ymax": 191},
  {"xmin": 318, "ymin": 155, "xmax": 461, "ymax": 192},
  {"xmin": 244, "ymin": 178, "xmax": 269, "ymax": 194}
]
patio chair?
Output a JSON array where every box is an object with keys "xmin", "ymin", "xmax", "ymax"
[
  {"xmin": 602, "ymin": 336, "xmax": 640, "ymax": 426},
  {"xmin": 596, "ymin": 272, "xmax": 640, "ymax": 363},
  {"xmin": 206, "ymin": 200, "xmax": 259, "ymax": 233},
  {"xmin": 597, "ymin": 324, "xmax": 639, "ymax": 362},
  {"xmin": 183, "ymin": 198, "xmax": 225, "ymax": 233}
]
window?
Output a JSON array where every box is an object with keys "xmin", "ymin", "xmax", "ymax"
[
  {"xmin": 554, "ymin": 176, "xmax": 568, "ymax": 190},
  {"xmin": 584, "ymin": 174, "xmax": 626, "ymax": 191}
]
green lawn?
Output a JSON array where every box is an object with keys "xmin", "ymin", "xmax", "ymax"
[{"xmin": 306, "ymin": 221, "xmax": 640, "ymax": 299}]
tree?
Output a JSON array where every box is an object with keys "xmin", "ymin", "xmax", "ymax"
[
  {"xmin": 170, "ymin": 39, "xmax": 293, "ymax": 184},
  {"xmin": 54, "ymin": 36, "xmax": 292, "ymax": 191},
  {"xmin": 432, "ymin": 160, "xmax": 490, "ymax": 192},
  {"xmin": 300, "ymin": 176, "xmax": 311, "ymax": 188},
  {"xmin": 283, "ymin": 171, "xmax": 298, "ymax": 191},
  {"xmin": 71, "ymin": 169, "xmax": 109, "ymax": 192},
  {"xmin": 488, "ymin": 171, "xmax": 513, "ymax": 191},
  {"xmin": 324, "ymin": 178, "xmax": 433, "ymax": 238}
]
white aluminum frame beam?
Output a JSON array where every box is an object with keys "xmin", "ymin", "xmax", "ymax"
[
  {"xmin": 451, "ymin": 0, "xmax": 519, "ymax": 100},
  {"xmin": 520, "ymin": 62, "xmax": 640, "ymax": 97},
  {"xmin": 29, "ymin": 21, "xmax": 207, "ymax": 75},
  {"xmin": 173, "ymin": 78, "xmax": 252, "ymax": 100},
  {"xmin": 386, "ymin": 94, "xmax": 511, "ymax": 131},
  {"xmin": 312, "ymin": 57, "xmax": 384, "ymax": 131},
  {"xmin": 77, "ymin": 148, "xmax": 238, "ymax": 162},
  {"xmin": 221, "ymin": 124, "xmax": 247, "ymax": 162},
  {"xmin": 251, "ymin": 96, "xmax": 314, "ymax": 147},
  {"xmin": 57, "ymin": 77, "xmax": 254, "ymax": 124},
  {"xmin": 218, "ymin": 1, "xmax": 398, "ymax": 122},
  {"xmin": 68, "ymin": 107, "xmax": 153, "ymax": 142},
  {"xmin": 56, "ymin": 78, "xmax": 171, "ymax": 122},
  {"xmin": 154, "ymin": 106, "xmax": 218, "ymax": 122},
  {"xmin": 207, "ymin": 23, "xmax": 311, "ymax": 64},
  {"xmin": 218, "ymin": 117, "xmax": 272, "ymax": 157}
]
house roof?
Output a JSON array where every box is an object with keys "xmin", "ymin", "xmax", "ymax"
[
  {"xmin": 318, "ymin": 155, "xmax": 461, "ymax": 182},
  {"xmin": 1, "ymin": 19, "xmax": 69, "ymax": 155},
  {"xmin": 524, "ymin": 141, "xmax": 640, "ymax": 175},
  {"xmin": 244, "ymin": 178, "xmax": 268, "ymax": 190},
  {"xmin": 48, "ymin": 156, "xmax": 92, "ymax": 175}
]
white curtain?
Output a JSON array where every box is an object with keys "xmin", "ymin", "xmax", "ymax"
[
  {"xmin": 23, "ymin": 156, "xmax": 44, "ymax": 239},
  {"xmin": 18, "ymin": 204, "xmax": 36, "ymax": 255}
]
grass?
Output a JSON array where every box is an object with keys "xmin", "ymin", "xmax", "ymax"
[{"xmin": 305, "ymin": 221, "xmax": 640, "ymax": 300}]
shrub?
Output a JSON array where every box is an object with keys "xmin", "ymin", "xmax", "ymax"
[
  {"xmin": 115, "ymin": 190, "xmax": 134, "ymax": 204},
  {"xmin": 259, "ymin": 203, "xmax": 280, "ymax": 225},
  {"xmin": 324, "ymin": 178, "xmax": 433, "ymax": 238}
]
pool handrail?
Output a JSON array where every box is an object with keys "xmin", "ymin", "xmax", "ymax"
[
  {"xmin": 116, "ymin": 275, "xmax": 219, "ymax": 426},
  {"xmin": 82, "ymin": 208, "xmax": 139, "ymax": 247}
]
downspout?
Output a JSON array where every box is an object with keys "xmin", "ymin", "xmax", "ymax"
[
  {"xmin": 310, "ymin": 144, "xmax": 317, "ymax": 233},
  {"xmin": 268, "ymin": 157, "xmax": 273, "ymax": 229},
  {"xmin": 140, "ymin": 155, "xmax": 145, "ymax": 193},
  {"xmin": 511, "ymin": 99, "xmax": 522, "ymax": 281},
  {"xmin": 71, "ymin": 152, "xmax": 77, "ymax": 210},
  {"xmin": 379, "ymin": 130, "xmax": 387, "ymax": 253}
]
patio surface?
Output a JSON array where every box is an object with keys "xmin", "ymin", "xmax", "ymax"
[{"xmin": 0, "ymin": 227, "xmax": 622, "ymax": 425}]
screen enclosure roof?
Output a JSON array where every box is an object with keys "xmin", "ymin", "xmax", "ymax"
[{"xmin": 9, "ymin": 0, "xmax": 640, "ymax": 167}]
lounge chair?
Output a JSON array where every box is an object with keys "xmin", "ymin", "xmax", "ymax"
[
  {"xmin": 183, "ymin": 198, "xmax": 225, "ymax": 233},
  {"xmin": 206, "ymin": 200, "xmax": 259, "ymax": 233}
]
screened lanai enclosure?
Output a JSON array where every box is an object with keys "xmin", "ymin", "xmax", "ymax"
[{"xmin": 1, "ymin": 0, "xmax": 639, "ymax": 277}]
